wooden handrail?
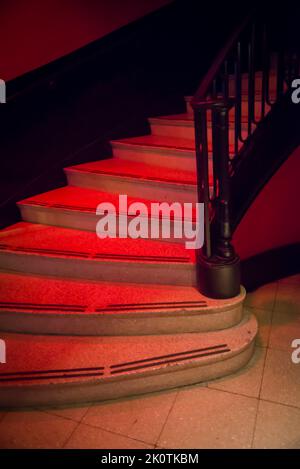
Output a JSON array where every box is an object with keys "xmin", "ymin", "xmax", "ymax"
[{"xmin": 191, "ymin": 13, "xmax": 252, "ymax": 105}]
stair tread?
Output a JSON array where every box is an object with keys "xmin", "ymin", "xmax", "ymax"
[
  {"xmin": 0, "ymin": 312, "xmax": 256, "ymax": 386},
  {"xmin": 18, "ymin": 185, "xmax": 198, "ymax": 220},
  {"xmin": 149, "ymin": 112, "xmax": 247, "ymax": 130},
  {"xmin": 149, "ymin": 113, "xmax": 194, "ymax": 125},
  {"xmin": 66, "ymin": 158, "xmax": 197, "ymax": 186},
  {"xmin": 112, "ymin": 134, "xmax": 196, "ymax": 152},
  {"xmin": 0, "ymin": 222, "xmax": 195, "ymax": 263},
  {"xmin": 0, "ymin": 271, "xmax": 237, "ymax": 316},
  {"xmin": 19, "ymin": 185, "xmax": 164, "ymax": 213}
]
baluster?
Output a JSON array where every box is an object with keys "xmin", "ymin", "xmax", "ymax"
[
  {"xmin": 248, "ymin": 23, "xmax": 255, "ymax": 133},
  {"xmin": 276, "ymin": 48, "xmax": 285, "ymax": 99},
  {"xmin": 193, "ymin": 107, "xmax": 211, "ymax": 259},
  {"xmin": 235, "ymin": 42, "xmax": 246, "ymax": 146},
  {"xmin": 261, "ymin": 23, "xmax": 268, "ymax": 118},
  {"xmin": 223, "ymin": 60, "xmax": 229, "ymax": 100},
  {"xmin": 211, "ymin": 80, "xmax": 219, "ymax": 200}
]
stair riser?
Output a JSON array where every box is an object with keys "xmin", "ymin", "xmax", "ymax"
[
  {"xmin": 112, "ymin": 144, "xmax": 215, "ymax": 172},
  {"xmin": 66, "ymin": 169, "xmax": 197, "ymax": 204},
  {"xmin": 19, "ymin": 205, "xmax": 196, "ymax": 246},
  {"xmin": 0, "ymin": 304, "xmax": 243, "ymax": 336},
  {"xmin": 0, "ymin": 341, "xmax": 254, "ymax": 408},
  {"xmin": 150, "ymin": 122, "xmax": 237, "ymax": 142},
  {"xmin": 0, "ymin": 251, "xmax": 196, "ymax": 286},
  {"xmin": 186, "ymin": 100, "xmax": 271, "ymax": 119},
  {"xmin": 228, "ymin": 74, "xmax": 278, "ymax": 96}
]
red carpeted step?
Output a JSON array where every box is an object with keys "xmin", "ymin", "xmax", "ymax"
[
  {"xmin": 0, "ymin": 271, "xmax": 245, "ymax": 335},
  {"xmin": 18, "ymin": 185, "xmax": 199, "ymax": 239},
  {"xmin": 0, "ymin": 222, "xmax": 196, "ymax": 285},
  {"xmin": 65, "ymin": 158, "xmax": 203, "ymax": 203}
]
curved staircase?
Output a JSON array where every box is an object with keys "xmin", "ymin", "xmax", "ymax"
[{"xmin": 0, "ymin": 94, "xmax": 258, "ymax": 408}]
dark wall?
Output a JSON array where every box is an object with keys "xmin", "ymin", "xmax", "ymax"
[
  {"xmin": 0, "ymin": 0, "xmax": 171, "ymax": 81},
  {"xmin": 233, "ymin": 147, "xmax": 300, "ymax": 261},
  {"xmin": 0, "ymin": 0, "xmax": 247, "ymax": 228}
]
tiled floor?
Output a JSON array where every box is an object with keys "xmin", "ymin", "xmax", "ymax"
[{"xmin": 0, "ymin": 274, "xmax": 299, "ymax": 449}]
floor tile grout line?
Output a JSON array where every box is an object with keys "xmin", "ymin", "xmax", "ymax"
[
  {"xmin": 154, "ymin": 389, "xmax": 180, "ymax": 447},
  {"xmin": 272, "ymin": 281, "xmax": 280, "ymax": 313},
  {"xmin": 37, "ymin": 405, "xmax": 91, "ymax": 424},
  {"xmin": 38, "ymin": 400, "xmax": 156, "ymax": 447},
  {"xmin": 39, "ymin": 404, "xmax": 93, "ymax": 449},
  {"xmin": 259, "ymin": 396, "xmax": 300, "ymax": 412},
  {"xmin": 250, "ymin": 398, "xmax": 261, "ymax": 449},
  {"xmin": 206, "ymin": 379, "xmax": 262, "ymax": 401},
  {"xmin": 250, "ymin": 291, "xmax": 278, "ymax": 451},
  {"xmin": 62, "ymin": 418, "xmax": 156, "ymax": 448},
  {"xmin": 61, "ymin": 420, "xmax": 82, "ymax": 449}
]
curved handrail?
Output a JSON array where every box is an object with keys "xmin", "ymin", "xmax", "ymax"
[
  {"xmin": 191, "ymin": 13, "xmax": 252, "ymax": 106},
  {"xmin": 192, "ymin": 8, "xmax": 299, "ymax": 299}
]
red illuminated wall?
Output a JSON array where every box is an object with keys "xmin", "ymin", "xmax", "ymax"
[
  {"xmin": 233, "ymin": 146, "xmax": 300, "ymax": 260},
  {"xmin": 0, "ymin": 0, "xmax": 171, "ymax": 81}
]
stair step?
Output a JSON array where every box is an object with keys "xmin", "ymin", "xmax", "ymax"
[
  {"xmin": 112, "ymin": 135, "xmax": 219, "ymax": 172},
  {"xmin": 184, "ymin": 96, "xmax": 271, "ymax": 118},
  {"xmin": 149, "ymin": 113, "xmax": 244, "ymax": 141},
  {"xmin": 0, "ymin": 312, "xmax": 257, "ymax": 407},
  {"xmin": 18, "ymin": 186, "xmax": 198, "ymax": 244},
  {"xmin": 0, "ymin": 272, "xmax": 245, "ymax": 336},
  {"xmin": 65, "ymin": 158, "xmax": 198, "ymax": 203},
  {"xmin": 0, "ymin": 222, "xmax": 196, "ymax": 285}
]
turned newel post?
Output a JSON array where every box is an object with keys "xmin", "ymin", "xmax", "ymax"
[{"xmin": 193, "ymin": 99, "xmax": 241, "ymax": 300}]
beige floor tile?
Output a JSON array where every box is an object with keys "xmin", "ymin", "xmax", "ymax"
[
  {"xmin": 0, "ymin": 409, "xmax": 77, "ymax": 449},
  {"xmin": 208, "ymin": 347, "xmax": 266, "ymax": 398},
  {"xmin": 65, "ymin": 422, "xmax": 152, "ymax": 449},
  {"xmin": 253, "ymin": 400, "xmax": 300, "ymax": 448},
  {"xmin": 269, "ymin": 308, "xmax": 300, "ymax": 351},
  {"xmin": 274, "ymin": 283, "xmax": 300, "ymax": 315},
  {"xmin": 158, "ymin": 387, "xmax": 258, "ymax": 449},
  {"xmin": 260, "ymin": 348, "xmax": 300, "ymax": 408},
  {"xmin": 82, "ymin": 390, "xmax": 177, "ymax": 445},
  {"xmin": 36, "ymin": 404, "xmax": 90, "ymax": 423},
  {"xmin": 245, "ymin": 282, "xmax": 278, "ymax": 311}
]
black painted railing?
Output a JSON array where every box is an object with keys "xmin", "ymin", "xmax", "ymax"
[{"xmin": 191, "ymin": 10, "xmax": 300, "ymax": 299}]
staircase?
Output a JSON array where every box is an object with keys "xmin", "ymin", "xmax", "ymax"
[
  {"xmin": 0, "ymin": 87, "xmax": 258, "ymax": 408},
  {"xmin": 1, "ymin": 10, "xmax": 298, "ymax": 408}
]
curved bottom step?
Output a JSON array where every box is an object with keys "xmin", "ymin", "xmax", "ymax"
[
  {"xmin": 0, "ymin": 272, "xmax": 246, "ymax": 336},
  {"xmin": 0, "ymin": 312, "xmax": 257, "ymax": 408}
]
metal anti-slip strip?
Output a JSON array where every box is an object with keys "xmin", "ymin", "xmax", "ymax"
[
  {"xmin": 0, "ymin": 244, "xmax": 90, "ymax": 258},
  {"xmin": 93, "ymin": 253, "xmax": 190, "ymax": 263},
  {"xmin": 109, "ymin": 300, "xmax": 207, "ymax": 307},
  {"xmin": 110, "ymin": 344, "xmax": 228, "ymax": 370},
  {"xmin": 25, "ymin": 201, "xmax": 96, "ymax": 212},
  {"xmin": 25, "ymin": 201, "xmax": 48, "ymax": 206},
  {"xmin": 95, "ymin": 302, "xmax": 207, "ymax": 313},
  {"xmin": 0, "ymin": 302, "xmax": 86, "ymax": 312},
  {"xmin": 0, "ymin": 366, "xmax": 105, "ymax": 383},
  {"xmin": 73, "ymin": 167, "xmax": 196, "ymax": 186},
  {"xmin": 110, "ymin": 348, "xmax": 231, "ymax": 375},
  {"xmin": 0, "ymin": 371, "xmax": 105, "ymax": 383},
  {"xmin": 52, "ymin": 204, "xmax": 96, "ymax": 212},
  {"xmin": 95, "ymin": 304, "xmax": 207, "ymax": 313}
]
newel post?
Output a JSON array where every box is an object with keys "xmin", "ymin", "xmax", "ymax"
[{"xmin": 193, "ymin": 100, "xmax": 241, "ymax": 299}]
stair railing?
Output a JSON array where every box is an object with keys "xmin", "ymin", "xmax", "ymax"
[{"xmin": 191, "ymin": 10, "xmax": 299, "ymax": 299}]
